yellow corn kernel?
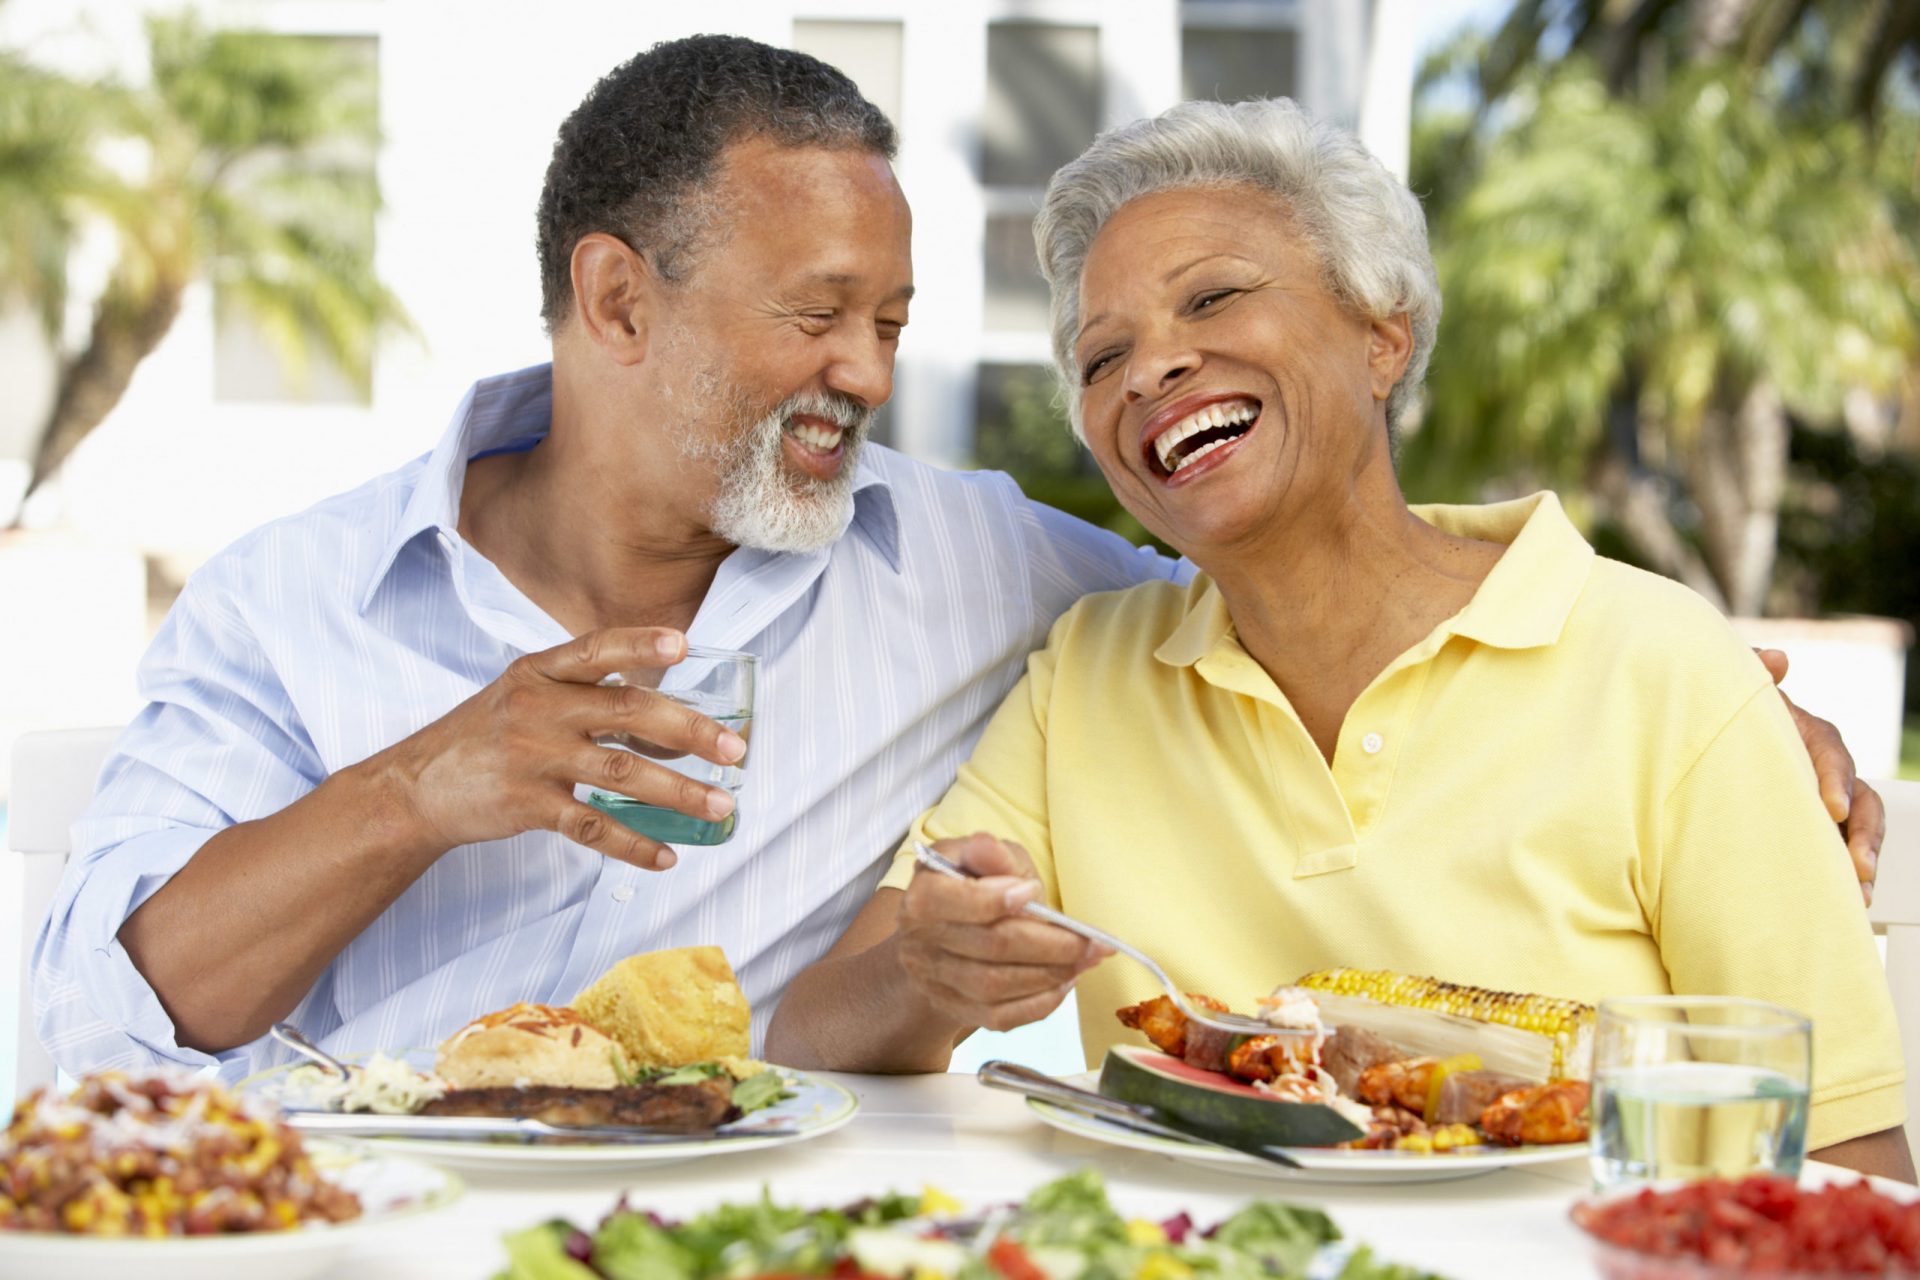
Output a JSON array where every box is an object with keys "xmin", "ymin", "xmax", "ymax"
[
  {"xmin": 1294, "ymin": 968, "xmax": 1594, "ymax": 1077},
  {"xmin": 1125, "ymin": 1218, "xmax": 1168, "ymax": 1246}
]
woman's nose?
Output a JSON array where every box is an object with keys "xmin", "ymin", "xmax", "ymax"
[{"xmin": 1123, "ymin": 337, "xmax": 1198, "ymax": 402}]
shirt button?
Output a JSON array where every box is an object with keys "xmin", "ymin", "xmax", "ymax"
[
  {"xmin": 1361, "ymin": 732, "xmax": 1385, "ymax": 755},
  {"xmin": 611, "ymin": 885, "xmax": 634, "ymax": 903}
]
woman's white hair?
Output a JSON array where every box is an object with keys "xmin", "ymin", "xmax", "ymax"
[{"xmin": 1035, "ymin": 97, "xmax": 1440, "ymax": 436}]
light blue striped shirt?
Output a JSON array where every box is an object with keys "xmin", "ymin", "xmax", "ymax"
[{"xmin": 33, "ymin": 364, "xmax": 1177, "ymax": 1079}]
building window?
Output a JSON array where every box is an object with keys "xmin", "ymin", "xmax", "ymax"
[
  {"xmin": 983, "ymin": 211, "xmax": 1052, "ymax": 334},
  {"xmin": 792, "ymin": 20, "xmax": 904, "ymax": 129},
  {"xmin": 1181, "ymin": 25, "xmax": 1298, "ymax": 103},
  {"xmin": 982, "ymin": 22, "xmax": 1100, "ymax": 187},
  {"xmin": 981, "ymin": 22, "xmax": 1098, "ymax": 334},
  {"xmin": 212, "ymin": 34, "xmax": 379, "ymax": 406}
]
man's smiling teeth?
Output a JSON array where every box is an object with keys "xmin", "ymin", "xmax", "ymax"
[
  {"xmin": 787, "ymin": 420, "xmax": 843, "ymax": 453},
  {"xmin": 1153, "ymin": 399, "xmax": 1260, "ymax": 473}
]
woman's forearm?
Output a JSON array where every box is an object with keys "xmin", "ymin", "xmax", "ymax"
[
  {"xmin": 1810, "ymin": 1127, "xmax": 1917, "ymax": 1184},
  {"xmin": 766, "ymin": 921, "xmax": 971, "ymax": 1073}
]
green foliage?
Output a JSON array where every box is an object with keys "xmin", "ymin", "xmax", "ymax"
[
  {"xmin": 143, "ymin": 16, "xmax": 401, "ymax": 396},
  {"xmin": 0, "ymin": 11, "xmax": 409, "ymax": 501},
  {"xmin": 1775, "ymin": 424, "xmax": 1920, "ymax": 710},
  {"xmin": 971, "ymin": 366, "xmax": 1170, "ymax": 554},
  {"xmin": 1409, "ymin": 59, "xmax": 1917, "ymax": 500},
  {"xmin": 0, "ymin": 51, "xmax": 123, "ymax": 330}
]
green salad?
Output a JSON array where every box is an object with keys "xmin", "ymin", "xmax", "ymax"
[{"xmin": 496, "ymin": 1169, "xmax": 1444, "ymax": 1280}]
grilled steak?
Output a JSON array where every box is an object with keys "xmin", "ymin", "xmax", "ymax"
[{"xmin": 418, "ymin": 1076, "xmax": 736, "ymax": 1130}]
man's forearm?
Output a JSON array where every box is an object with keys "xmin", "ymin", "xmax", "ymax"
[
  {"xmin": 766, "ymin": 932, "xmax": 971, "ymax": 1073},
  {"xmin": 1810, "ymin": 1127, "xmax": 1916, "ymax": 1184},
  {"xmin": 118, "ymin": 754, "xmax": 446, "ymax": 1054}
]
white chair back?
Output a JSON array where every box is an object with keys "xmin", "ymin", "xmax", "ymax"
[
  {"xmin": 8, "ymin": 726, "xmax": 118, "ymax": 1102},
  {"xmin": 1869, "ymin": 777, "xmax": 1920, "ymax": 1170}
]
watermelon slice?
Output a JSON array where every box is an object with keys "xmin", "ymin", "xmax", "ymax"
[{"xmin": 1097, "ymin": 1045, "xmax": 1366, "ymax": 1148}]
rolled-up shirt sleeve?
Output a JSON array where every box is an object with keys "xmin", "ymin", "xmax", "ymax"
[{"xmin": 32, "ymin": 562, "xmax": 325, "ymax": 1073}]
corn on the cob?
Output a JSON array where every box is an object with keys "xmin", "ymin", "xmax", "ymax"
[{"xmin": 1295, "ymin": 968, "xmax": 1595, "ymax": 1080}]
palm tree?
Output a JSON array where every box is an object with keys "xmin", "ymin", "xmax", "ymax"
[
  {"xmin": 0, "ymin": 48, "xmax": 120, "ymax": 340},
  {"xmin": 1410, "ymin": 60, "xmax": 1918, "ymax": 615},
  {"xmin": 1473, "ymin": 0, "xmax": 1919, "ymax": 131},
  {"xmin": 5, "ymin": 14, "xmax": 407, "ymax": 512}
]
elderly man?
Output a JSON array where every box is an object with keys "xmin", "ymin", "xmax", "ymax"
[{"xmin": 33, "ymin": 35, "xmax": 1882, "ymax": 1079}]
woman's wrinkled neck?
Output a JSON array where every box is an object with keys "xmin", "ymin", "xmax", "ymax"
[{"xmin": 1199, "ymin": 431, "xmax": 1504, "ymax": 757}]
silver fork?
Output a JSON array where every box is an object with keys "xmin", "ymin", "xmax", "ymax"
[
  {"xmin": 272, "ymin": 1021, "xmax": 356, "ymax": 1079},
  {"xmin": 911, "ymin": 841, "xmax": 1296, "ymax": 1042}
]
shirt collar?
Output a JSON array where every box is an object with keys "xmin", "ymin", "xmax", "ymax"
[
  {"xmin": 1153, "ymin": 491, "xmax": 1594, "ymax": 669},
  {"xmin": 1412, "ymin": 491, "xmax": 1593, "ymax": 649},
  {"xmin": 360, "ymin": 364, "xmax": 903, "ymax": 613}
]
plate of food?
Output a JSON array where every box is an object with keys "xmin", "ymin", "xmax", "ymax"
[
  {"xmin": 1029, "ymin": 968, "xmax": 1596, "ymax": 1183},
  {"xmin": 244, "ymin": 945, "xmax": 857, "ymax": 1170},
  {"xmin": 0, "ymin": 1070, "xmax": 461, "ymax": 1280},
  {"xmin": 490, "ymin": 1166, "xmax": 1448, "ymax": 1280}
]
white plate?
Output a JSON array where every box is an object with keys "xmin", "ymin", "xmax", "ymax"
[
  {"xmin": 0, "ymin": 1140, "xmax": 460, "ymax": 1280},
  {"xmin": 1028, "ymin": 1097, "xmax": 1586, "ymax": 1184},
  {"xmin": 247, "ymin": 1058, "xmax": 859, "ymax": 1172}
]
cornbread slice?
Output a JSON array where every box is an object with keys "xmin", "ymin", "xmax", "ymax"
[{"xmin": 571, "ymin": 946, "xmax": 751, "ymax": 1068}]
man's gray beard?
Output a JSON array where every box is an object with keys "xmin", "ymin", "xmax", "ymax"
[{"xmin": 681, "ymin": 390, "xmax": 873, "ymax": 554}]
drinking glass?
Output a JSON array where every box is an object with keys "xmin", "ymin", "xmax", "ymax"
[
  {"xmin": 586, "ymin": 645, "xmax": 754, "ymax": 845},
  {"xmin": 1590, "ymin": 996, "xmax": 1811, "ymax": 1191}
]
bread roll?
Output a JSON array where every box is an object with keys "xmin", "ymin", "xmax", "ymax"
[
  {"xmin": 571, "ymin": 946, "xmax": 750, "ymax": 1068},
  {"xmin": 436, "ymin": 1002, "xmax": 626, "ymax": 1090}
]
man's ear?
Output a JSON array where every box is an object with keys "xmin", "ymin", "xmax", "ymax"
[
  {"xmin": 570, "ymin": 233, "xmax": 658, "ymax": 365},
  {"xmin": 1367, "ymin": 312, "xmax": 1414, "ymax": 403}
]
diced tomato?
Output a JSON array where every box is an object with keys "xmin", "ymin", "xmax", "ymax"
[
  {"xmin": 988, "ymin": 1237, "xmax": 1050, "ymax": 1280},
  {"xmin": 1572, "ymin": 1175, "xmax": 1920, "ymax": 1272}
]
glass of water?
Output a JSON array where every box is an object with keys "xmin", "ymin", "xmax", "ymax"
[
  {"xmin": 1590, "ymin": 996, "xmax": 1811, "ymax": 1192},
  {"xmin": 586, "ymin": 645, "xmax": 754, "ymax": 846}
]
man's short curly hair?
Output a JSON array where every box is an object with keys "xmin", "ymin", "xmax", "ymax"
[{"xmin": 536, "ymin": 34, "xmax": 897, "ymax": 331}]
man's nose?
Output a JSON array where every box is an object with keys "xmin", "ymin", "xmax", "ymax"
[{"xmin": 825, "ymin": 330, "xmax": 895, "ymax": 408}]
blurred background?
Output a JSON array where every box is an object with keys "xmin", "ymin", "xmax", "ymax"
[{"xmin": 1, "ymin": 0, "xmax": 1915, "ymax": 1079}]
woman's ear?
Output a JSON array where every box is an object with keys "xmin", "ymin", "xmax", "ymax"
[
  {"xmin": 1367, "ymin": 312, "xmax": 1414, "ymax": 402},
  {"xmin": 570, "ymin": 233, "xmax": 656, "ymax": 365}
]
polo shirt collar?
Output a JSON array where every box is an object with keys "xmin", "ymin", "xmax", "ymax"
[
  {"xmin": 1413, "ymin": 491, "xmax": 1593, "ymax": 650},
  {"xmin": 1152, "ymin": 490, "xmax": 1594, "ymax": 669},
  {"xmin": 359, "ymin": 364, "xmax": 902, "ymax": 613}
]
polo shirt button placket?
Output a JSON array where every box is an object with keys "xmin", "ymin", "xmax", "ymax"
[{"xmin": 1362, "ymin": 732, "xmax": 1385, "ymax": 755}]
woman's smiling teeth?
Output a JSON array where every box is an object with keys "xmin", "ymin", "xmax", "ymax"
[{"xmin": 1153, "ymin": 398, "xmax": 1260, "ymax": 474}]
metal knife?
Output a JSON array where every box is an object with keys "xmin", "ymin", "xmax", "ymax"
[
  {"xmin": 978, "ymin": 1059, "xmax": 1304, "ymax": 1169},
  {"xmin": 284, "ymin": 1110, "xmax": 797, "ymax": 1145}
]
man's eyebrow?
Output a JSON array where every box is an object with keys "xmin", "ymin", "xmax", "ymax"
[{"xmin": 805, "ymin": 272, "xmax": 914, "ymax": 301}]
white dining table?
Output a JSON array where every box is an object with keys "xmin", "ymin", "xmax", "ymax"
[{"xmin": 328, "ymin": 1069, "xmax": 1668, "ymax": 1280}]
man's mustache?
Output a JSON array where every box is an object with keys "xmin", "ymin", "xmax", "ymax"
[{"xmin": 776, "ymin": 391, "xmax": 873, "ymax": 434}]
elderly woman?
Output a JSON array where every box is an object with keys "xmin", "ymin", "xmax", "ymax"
[{"xmin": 765, "ymin": 99, "xmax": 1909, "ymax": 1177}]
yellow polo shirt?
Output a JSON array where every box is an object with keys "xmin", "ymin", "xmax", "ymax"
[{"xmin": 882, "ymin": 492, "xmax": 1904, "ymax": 1148}]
